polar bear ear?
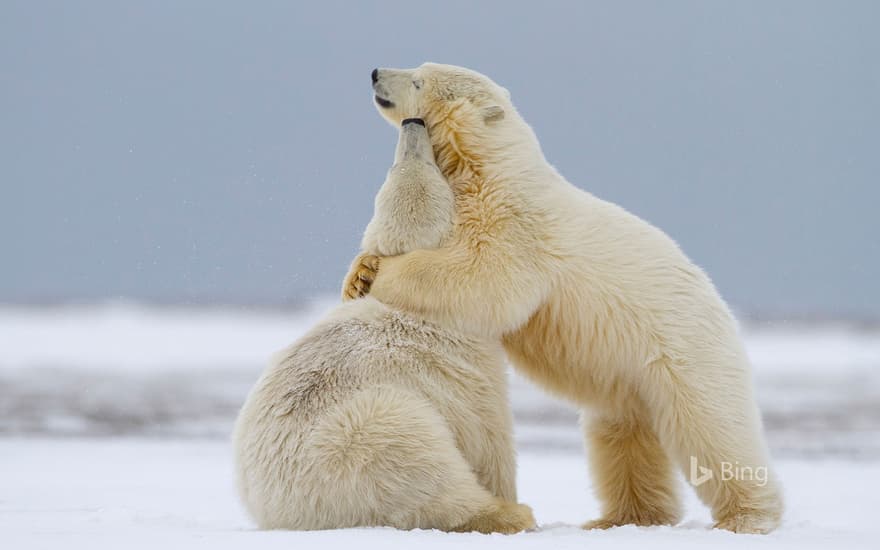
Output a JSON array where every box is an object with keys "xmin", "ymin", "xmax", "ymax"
[{"xmin": 482, "ymin": 105, "xmax": 505, "ymax": 124}]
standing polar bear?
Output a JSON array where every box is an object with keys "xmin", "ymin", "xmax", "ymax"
[
  {"xmin": 233, "ymin": 119, "xmax": 534, "ymax": 533},
  {"xmin": 345, "ymin": 63, "xmax": 783, "ymax": 533}
]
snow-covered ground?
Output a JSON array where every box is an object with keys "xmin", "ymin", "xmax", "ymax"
[
  {"xmin": 1, "ymin": 301, "xmax": 879, "ymax": 547},
  {"xmin": 2, "ymin": 439, "xmax": 877, "ymax": 549}
]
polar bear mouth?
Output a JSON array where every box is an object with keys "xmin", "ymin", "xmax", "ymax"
[{"xmin": 374, "ymin": 95, "xmax": 395, "ymax": 109}]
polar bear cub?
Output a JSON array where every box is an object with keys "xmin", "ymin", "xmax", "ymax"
[{"xmin": 232, "ymin": 119, "xmax": 534, "ymax": 533}]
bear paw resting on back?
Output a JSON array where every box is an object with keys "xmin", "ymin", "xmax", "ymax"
[
  {"xmin": 345, "ymin": 63, "xmax": 784, "ymax": 534},
  {"xmin": 233, "ymin": 119, "xmax": 534, "ymax": 533}
]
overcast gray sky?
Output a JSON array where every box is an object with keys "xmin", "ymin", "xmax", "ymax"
[{"xmin": 1, "ymin": 1, "xmax": 877, "ymax": 317}]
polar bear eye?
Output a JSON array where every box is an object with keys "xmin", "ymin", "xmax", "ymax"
[{"xmin": 412, "ymin": 79, "xmax": 423, "ymax": 90}]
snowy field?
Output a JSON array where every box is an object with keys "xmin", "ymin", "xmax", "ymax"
[
  {"xmin": 1, "ymin": 300, "xmax": 880, "ymax": 548},
  {"xmin": 2, "ymin": 439, "xmax": 878, "ymax": 549}
]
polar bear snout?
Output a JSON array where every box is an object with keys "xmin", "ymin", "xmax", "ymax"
[
  {"xmin": 371, "ymin": 67, "xmax": 422, "ymax": 120},
  {"xmin": 371, "ymin": 68, "xmax": 394, "ymax": 108}
]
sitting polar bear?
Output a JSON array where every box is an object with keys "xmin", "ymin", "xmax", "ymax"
[
  {"xmin": 345, "ymin": 63, "xmax": 784, "ymax": 533},
  {"xmin": 233, "ymin": 119, "xmax": 534, "ymax": 533}
]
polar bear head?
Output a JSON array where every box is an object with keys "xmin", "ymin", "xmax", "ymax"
[
  {"xmin": 371, "ymin": 63, "xmax": 509, "ymax": 128},
  {"xmin": 371, "ymin": 63, "xmax": 532, "ymax": 176}
]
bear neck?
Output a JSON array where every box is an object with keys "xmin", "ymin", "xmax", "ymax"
[{"xmin": 429, "ymin": 108, "xmax": 537, "ymax": 197}]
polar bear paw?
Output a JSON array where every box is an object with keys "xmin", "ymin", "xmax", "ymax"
[
  {"xmin": 713, "ymin": 509, "xmax": 781, "ymax": 534},
  {"xmin": 341, "ymin": 253, "xmax": 381, "ymax": 301},
  {"xmin": 582, "ymin": 509, "xmax": 680, "ymax": 530},
  {"xmin": 452, "ymin": 499, "xmax": 536, "ymax": 534}
]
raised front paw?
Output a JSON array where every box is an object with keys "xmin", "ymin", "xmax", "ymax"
[{"xmin": 341, "ymin": 253, "xmax": 381, "ymax": 301}]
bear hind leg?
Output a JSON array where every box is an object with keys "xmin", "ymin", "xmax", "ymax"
[
  {"xmin": 646, "ymin": 360, "xmax": 784, "ymax": 534},
  {"xmin": 303, "ymin": 386, "xmax": 534, "ymax": 533}
]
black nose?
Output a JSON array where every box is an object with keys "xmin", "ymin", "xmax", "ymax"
[
  {"xmin": 371, "ymin": 68, "xmax": 378, "ymax": 84},
  {"xmin": 402, "ymin": 118, "xmax": 425, "ymax": 127}
]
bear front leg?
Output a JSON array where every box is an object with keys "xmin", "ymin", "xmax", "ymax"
[
  {"xmin": 583, "ymin": 409, "xmax": 682, "ymax": 529},
  {"xmin": 368, "ymin": 246, "xmax": 551, "ymax": 337},
  {"xmin": 341, "ymin": 253, "xmax": 380, "ymax": 301}
]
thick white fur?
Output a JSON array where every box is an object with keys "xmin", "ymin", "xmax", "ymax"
[
  {"xmin": 351, "ymin": 62, "xmax": 784, "ymax": 533},
  {"xmin": 232, "ymin": 122, "xmax": 533, "ymax": 532}
]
